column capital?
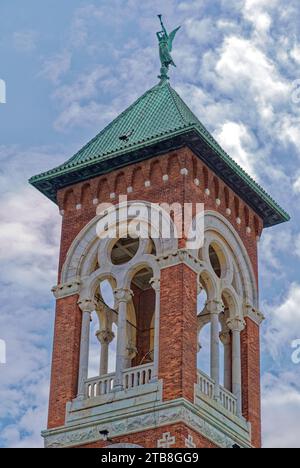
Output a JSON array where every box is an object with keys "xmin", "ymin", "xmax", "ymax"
[
  {"xmin": 219, "ymin": 330, "xmax": 231, "ymax": 346},
  {"xmin": 78, "ymin": 297, "xmax": 97, "ymax": 313},
  {"xmin": 206, "ymin": 300, "xmax": 224, "ymax": 315},
  {"xmin": 113, "ymin": 288, "xmax": 133, "ymax": 304},
  {"xmin": 126, "ymin": 341, "xmax": 138, "ymax": 360},
  {"xmin": 96, "ymin": 329, "xmax": 115, "ymax": 345},
  {"xmin": 227, "ymin": 316, "xmax": 246, "ymax": 333},
  {"xmin": 150, "ymin": 277, "xmax": 160, "ymax": 291}
]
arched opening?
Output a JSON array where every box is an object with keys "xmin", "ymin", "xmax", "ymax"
[
  {"xmin": 88, "ymin": 279, "xmax": 117, "ymax": 379},
  {"xmin": 130, "ymin": 266, "xmax": 155, "ymax": 368},
  {"xmin": 111, "ymin": 236, "xmax": 140, "ymax": 265},
  {"xmin": 209, "ymin": 244, "xmax": 222, "ymax": 278}
]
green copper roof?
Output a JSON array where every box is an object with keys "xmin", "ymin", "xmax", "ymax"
[{"xmin": 30, "ymin": 80, "xmax": 290, "ymax": 228}]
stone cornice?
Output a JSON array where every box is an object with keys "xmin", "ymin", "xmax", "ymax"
[
  {"xmin": 42, "ymin": 397, "xmax": 251, "ymax": 449},
  {"xmin": 52, "ymin": 278, "xmax": 81, "ymax": 299},
  {"xmin": 244, "ymin": 304, "xmax": 265, "ymax": 326},
  {"xmin": 156, "ymin": 249, "xmax": 203, "ymax": 274}
]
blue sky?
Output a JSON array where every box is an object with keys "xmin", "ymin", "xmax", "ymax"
[{"xmin": 0, "ymin": 0, "xmax": 300, "ymax": 448}]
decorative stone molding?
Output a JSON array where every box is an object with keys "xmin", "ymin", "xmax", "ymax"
[
  {"xmin": 52, "ymin": 279, "xmax": 81, "ymax": 299},
  {"xmin": 185, "ymin": 434, "xmax": 196, "ymax": 448},
  {"xmin": 110, "ymin": 193, "xmax": 116, "ymax": 200},
  {"xmin": 244, "ymin": 304, "xmax": 265, "ymax": 325},
  {"xmin": 205, "ymin": 188, "xmax": 210, "ymax": 196},
  {"xmin": 236, "ymin": 217, "xmax": 241, "ymax": 225},
  {"xmin": 76, "ymin": 204, "xmax": 82, "ymax": 211},
  {"xmin": 194, "ymin": 178, "xmax": 200, "ymax": 186},
  {"xmin": 43, "ymin": 398, "xmax": 251, "ymax": 449},
  {"xmin": 93, "ymin": 198, "xmax": 99, "ymax": 206},
  {"xmin": 180, "ymin": 168, "xmax": 188, "ymax": 176},
  {"xmin": 96, "ymin": 329, "xmax": 115, "ymax": 345},
  {"xmin": 219, "ymin": 331, "xmax": 231, "ymax": 346},
  {"xmin": 226, "ymin": 208, "xmax": 232, "ymax": 216},
  {"xmin": 206, "ymin": 300, "xmax": 224, "ymax": 316},
  {"xmin": 78, "ymin": 298, "xmax": 97, "ymax": 313},
  {"xmin": 127, "ymin": 186, "xmax": 133, "ymax": 194},
  {"xmin": 157, "ymin": 432, "xmax": 175, "ymax": 448},
  {"xmin": 107, "ymin": 443, "xmax": 144, "ymax": 448},
  {"xmin": 150, "ymin": 278, "xmax": 160, "ymax": 292},
  {"xmin": 227, "ymin": 317, "xmax": 246, "ymax": 333},
  {"xmin": 156, "ymin": 249, "xmax": 203, "ymax": 274},
  {"xmin": 145, "ymin": 180, "xmax": 151, "ymax": 188},
  {"xmin": 203, "ymin": 211, "xmax": 258, "ymax": 309},
  {"xmin": 162, "ymin": 174, "xmax": 169, "ymax": 182},
  {"xmin": 113, "ymin": 288, "xmax": 133, "ymax": 304},
  {"xmin": 216, "ymin": 198, "xmax": 221, "ymax": 206},
  {"xmin": 125, "ymin": 340, "xmax": 138, "ymax": 360}
]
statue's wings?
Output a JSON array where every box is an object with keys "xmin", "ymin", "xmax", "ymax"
[{"xmin": 168, "ymin": 26, "xmax": 181, "ymax": 51}]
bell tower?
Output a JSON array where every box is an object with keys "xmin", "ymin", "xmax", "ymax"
[{"xmin": 30, "ymin": 16, "xmax": 289, "ymax": 449}]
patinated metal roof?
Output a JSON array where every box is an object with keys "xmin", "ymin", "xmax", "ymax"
[{"xmin": 29, "ymin": 80, "xmax": 290, "ymax": 228}]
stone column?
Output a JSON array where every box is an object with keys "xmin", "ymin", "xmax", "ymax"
[
  {"xmin": 220, "ymin": 330, "xmax": 232, "ymax": 391},
  {"xmin": 150, "ymin": 278, "xmax": 160, "ymax": 382},
  {"xmin": 113, "ymin": 288, "xmax": 133, "ymax": 390},
  {"xmin": 207, "ymin": 300, "xmax": 223, "ymax": 400},
  {"xmin": 77, "ymin": 298, "xmax": 96, "ymax": 399},
  {"xmin": 96, "ymin": 328, "xmax": 115, "ymax": 376},
  {"xmin": 227, "ymin": 316, "xmax": 246, "ymax": 416}
]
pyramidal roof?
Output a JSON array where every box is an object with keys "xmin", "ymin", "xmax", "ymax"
[{"xmin": 30, "ymin": 80, "xmax": 289, "ymax": 228}]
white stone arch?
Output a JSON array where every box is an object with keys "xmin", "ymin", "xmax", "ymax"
[
  {"xmin": 61, "ymin": 200, "xmax": 178, "ymax": 285},
  {"xmin": 221, "ymin": 286, "xmax": 242, "ymax": 319},
  {"xmin": 190, "ymin": 211, "xmax": 258, "ymax": 309},
  {"xmin": 199, "ymin": 269, "xmax": 218, "ymax": 302}
]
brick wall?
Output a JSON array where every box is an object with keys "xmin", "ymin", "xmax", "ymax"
[
  {"xmin": 47, "ymin": 295, "xmax": 82, "ymax": 429},
  {"xmin": 160, "ymin": 264, "xmax": 198, "ymax": 403},
  {"xmin": 48, "ymin": 146, "xmax": 262, "ymax": 445},
  {"xmin": 241, "ymin": 317, "xmax": 261, "ymax": 448}
]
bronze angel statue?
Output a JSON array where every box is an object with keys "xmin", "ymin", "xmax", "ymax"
[{"xmin": 156, "ymin": 15, "xmax": 181, "ymax": 81}]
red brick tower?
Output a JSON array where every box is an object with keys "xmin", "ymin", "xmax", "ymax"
[{"xmin": 30, "ymin": 18, "xmax": 289, "ymax": 449}]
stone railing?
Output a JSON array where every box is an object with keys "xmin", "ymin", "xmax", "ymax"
[
  {"xmin": 197, "ymin": 369, "xmax": 237, "ymax": 416},
  {"xmin": 85, "ymin": 372, "xmax": 115, "ymax": 398},
  {"xmin": 219, "ymin": 386, "xmax": 237, "ymax": 415},
  {"xmin": 85, "ymin": 363, "xmax": 153, "ymax": 399},
  {"xmin": 197, "ymin": 369, "xmax": 215, "ymax": 399}
]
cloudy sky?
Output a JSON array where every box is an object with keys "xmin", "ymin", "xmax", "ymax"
[{"xmin": 0, "ymin": 0, "xmax": 300, "ymax": 448}]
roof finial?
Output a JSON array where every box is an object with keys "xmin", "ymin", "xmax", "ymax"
[{"xmin": 156, "ymin": 15, "xmax": 181, "ymax": 83}]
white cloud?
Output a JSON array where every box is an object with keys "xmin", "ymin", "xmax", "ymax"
[
  {"xmin": 262, "ymin": 372, "xmax": 300, "ymax": 448},
  {"xmin": 53, "ymin": 66, "xmax": 108, "ymax": 106},
  {"xmin": 39, "ymin": 50, "xmax": 72, "ymax": 85},
  {"xmin": 291, "ymin": 44, "xmax": 300, "ymax": 64},
  {"xmin": 263, "ymin": 283, "xmax": 300, "ymax": 360},
  {"xmin": 13, "ymin": 30, "xmax": 37, "ymax": 52},
  {"xmin": 0, "ymin": 146, "xmax": 62, "ymax": 448},
  {"xmin": 215, "ymin": 36, "xmax": 289, "ymax": 105},
  {"xmin": 243, "ymin": 0, "xmax": 276, "ymax": 36},
  {"xmin": 213, "ymin": 121, "xmax": 258, "ymax": 179}
]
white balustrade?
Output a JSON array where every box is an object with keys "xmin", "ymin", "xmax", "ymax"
[
  {"xmin": 219, "ymin": 386, "xmax": 237, "ymax": 415},
  {"xmin": 197, "ymin": 370, "xmax": 215, "ymax": 399},
  {"xmin": 123, "ymin": 363, "xmax": 153, "ymax": 389},
  {"xmin": 197, "ymin": 369, "xmax": 237, "ymax": 416},
  {"xmin": 85, "ymin": 372, "xmax": 115, "ymax": 398},
  {"xmin": 85, "ymin": 364, "xmax": 153, "ymax": 399}
]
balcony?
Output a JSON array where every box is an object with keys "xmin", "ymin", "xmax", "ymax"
[
  {"xmin": 197, "ymin": 370, "xmax": 238, "ymax": 416},
  {"xmin": 85, "ymin": 363, "xmax": 154, "ymax": 399},
  {"xmin": 44, "ymin": 364, "xmax": 251, "ymax": 449}
]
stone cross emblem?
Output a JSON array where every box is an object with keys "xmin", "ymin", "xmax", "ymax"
[{"xmin": 157, "ymin": 432, "xmax": 176, "ymax": 448}]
